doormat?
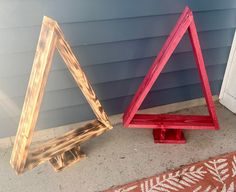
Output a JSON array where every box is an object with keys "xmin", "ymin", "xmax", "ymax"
[{"xmin": 104, "ymin": 152, "xmax": 236, "ymax": 192}]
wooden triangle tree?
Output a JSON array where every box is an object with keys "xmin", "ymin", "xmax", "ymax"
[
  {"xmin": 123, "ymin": 7, "xmax": 219, "ymax": 144},
  {"xmin": 10, "ymin": 16, "xmax": 112, "ymax": 174}
]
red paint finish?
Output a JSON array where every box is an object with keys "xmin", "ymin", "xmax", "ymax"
[
  {"xmin": 153, "ymin": 129, "xmax": 186, "ymax": 144},
  {"xmin": 129, "ymin": 114, "xmax": 215, "ymax": 130},
  {"xmin": 122, "ymin": 6, "xmax": 219, "ymax": 144}
]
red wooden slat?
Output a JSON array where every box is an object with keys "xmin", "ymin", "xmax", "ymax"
[
  {"xmin": 123, "ymin": 6, "xmax": 193, "ymax": 126},
  {"xmin": 129, "ymin": 114, "xmax": 215, "ymax": 129},
  {"xmin": 188, "ymin": 20, "xmax": 219, "ymax": 130}
]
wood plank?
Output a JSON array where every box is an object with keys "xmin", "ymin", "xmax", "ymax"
[
  {"xmin": 10, "ymin": 17, "xmax": 58, "ymax": 174},
  {"xmin": 25, "ymin": 120, "xmax": 105, "ymax": 172},
  {"xmin": 55, "ymin": 24, "xmax": 111, "ymax": 129},
  {"xmin": 123, "ymin": 7, "xmax": 193, "ymax": 126},
  {"xmin": 129, "ymin": 114, "xmax": 215, "ymax": 129},
  {"xmin": 49, "ymin": 145, "xmax": 86, "ymax": 172},
  {"xmin": 188, "ymin": 20, "xmax": 219, "ymax": 129}
]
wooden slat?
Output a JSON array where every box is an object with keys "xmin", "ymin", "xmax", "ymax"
[
  {"xmin": 123, "ymin": 7, "xmax": 193, "ymax": 126},
  {"xmin": 188, "ymin": 20, "xmax": 220, "ymax": 129},
  {"xmin": 55, "ymin": 25, "xmax": 111, "ymax": 129},
  {"xmin": 10, "ymin": 17, "xmax": 58, "ymax": 174},
  {"xmin": 25, "ymin": 120, "xmax": 106, "ymax": 172},
  {"xmin": 49, "ymin": 145, "xmax": 86, "ymax": 172},
  {"xmin": 129, "ymin": 114, "xmax": 215, "ymax": 129}
]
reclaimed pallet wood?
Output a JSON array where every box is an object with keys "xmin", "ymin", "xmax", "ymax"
[
  {"xmin": 123, "ymin": 6, "xmax": 219, "ymax": 144},
  {"xmin": 10, "ymin": 16, "xmax": 112, "ymax": 175}
]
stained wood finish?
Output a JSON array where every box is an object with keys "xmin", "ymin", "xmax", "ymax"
[
  {"xmin": 49, "ymin": 146, "xmax": 86, "ymax": 172},
  {"xmin": 10, "ymin": 16, "xmax": 112, "ymax": 175},
  {"xmin": 55, "ymin": 26, "xmax": 111, "ymax": 128},
  {"xmin": 25, "ymin": 120, "xmax": 107, "ymax": 171}
]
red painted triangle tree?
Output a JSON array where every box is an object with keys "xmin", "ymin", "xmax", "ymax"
[{"xmin": 123, "ymin": 6, "xmax": 219, "ymax": 144}]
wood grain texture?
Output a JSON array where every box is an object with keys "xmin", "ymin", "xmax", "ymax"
[
  {"xmin": 10, "ymin": 16, "xmax": 112, "ymax": 175},
  {"xmin": 10, "ymin": 17, "xmax": 58, "ymax": 174},
  {"xmin": 55, "ymin": 25, "xmax": 111, "ymax": 128},
  {"xmin": 25, "ymin": 120, "xmax": 107, "ymax": 172},
  {"xmin": 49, "ymin": 145, "xmax": 86, "ymax": 172},
  {"xmin": 123, "ymin": 7, "xmax": 193, "ymax": 126},
  {"xmin": 122, "ymin": 6, "xmax": 219, "ymax": 132},
  {"xmin": 153, "ymin": 129, "xmax": 186, "ymax": 144},
  {"xmin": 129, "ymin": 114, "xmax": 215, "ymax": 129}
]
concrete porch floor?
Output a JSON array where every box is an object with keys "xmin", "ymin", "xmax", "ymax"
[{"xmin": 0, "ymin": 102, "xmax": 236, "ymax": 192}]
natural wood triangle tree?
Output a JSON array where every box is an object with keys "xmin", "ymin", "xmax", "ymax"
[
  {"xmin": 10, "ymin": 16, "xmax": 112, "ymax": 174},
  {"xmin": 123, "ymin": 6, "xmax": 219, "ymax": 144}
]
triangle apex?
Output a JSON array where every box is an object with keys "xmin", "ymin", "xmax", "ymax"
[
  {"xmin": 42, "ymin": 16, "xmax": 58, "ymax": 26},
  {"xmin": 184, "ymin": 6, "xmax": 192, "ymax": 13}
]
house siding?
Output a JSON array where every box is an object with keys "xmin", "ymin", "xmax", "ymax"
[{"xmin": 0, "ymin": 0, "xmax": 235, "ymax": 137}]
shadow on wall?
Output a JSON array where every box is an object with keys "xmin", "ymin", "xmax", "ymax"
[{"xmin": 0, "ymin": 90, "xmax": 19, "ymax": 121}]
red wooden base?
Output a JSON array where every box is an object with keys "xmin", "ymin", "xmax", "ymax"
[{"xmin": 153, "ymin": 129, "xmax": 186, "ymax": 144}]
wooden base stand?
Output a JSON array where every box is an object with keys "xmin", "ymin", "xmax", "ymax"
[
  {"xmin": 153, "ymin": 129, "xmax": 186, "ymax": 144},
  {"xmin": 49, "ymin": 145, "xmax": 86, "ymax": 172}
]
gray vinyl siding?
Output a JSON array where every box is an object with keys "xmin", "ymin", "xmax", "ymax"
[{"xmin": 0, "ymin": 0, "xmax": 235, "ymax": 137}]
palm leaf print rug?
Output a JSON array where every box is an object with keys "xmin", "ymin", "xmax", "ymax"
[{"xmin": 104, "ymin": 152, "xmax": 236, "ymax": 192}]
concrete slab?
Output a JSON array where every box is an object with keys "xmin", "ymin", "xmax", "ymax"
[{"xmin": 0, "ymin": 102, "xmax": 235, "ymax": 192}]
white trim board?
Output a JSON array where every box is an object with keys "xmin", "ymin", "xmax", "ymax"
[
  {"xmin": 219, "ymin": 30, "xmax": 236, "ymax": 114},
  {"xmin": 0, "ymin": 96, "xmax": 218, "ymax": 149}
]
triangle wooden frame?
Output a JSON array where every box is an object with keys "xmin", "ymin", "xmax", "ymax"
[
  {"xmin": 10, "ymin": 16, "xmax": 112, "ymax": 174},
  {"xmin": 123, "ymin": 7, "xmax": 219, "ymax": 143}
]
